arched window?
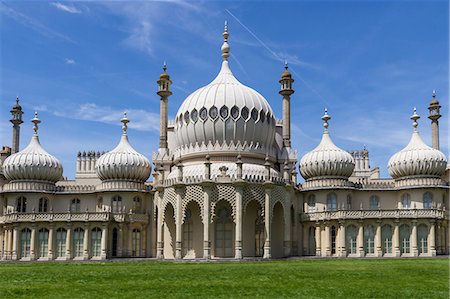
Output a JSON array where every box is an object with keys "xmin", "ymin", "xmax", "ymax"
[
  {"xmin": 38, "ymin": 228, "xmax": 49, "ymax": 258},
  {"xmin": 133, "ymin": 197, "xmax": 142, "ymax": 213},
  {"xmin": 347, "ymin": 195, "xmax": 352, "ymax": 210},
  {"xmin": 20, "ymin": 228, "xmax": 31, "ymax": 258},
  {"xmin": 331, "ymin": 226, "xmax": 337, "ymax": 255},
  {"xmin": 182, "ymin": 208, "xmax": 193, "ymax": 256},
  {"xmin": 56, "ymin": 228, "xmax": 67, "ymax": 258},
  {"xmin": 71, "ymin": 198, "xmax": 81, "ymax": 213},
  {"xmin": 307, "ymin": 195, "xmax": 316, "ymax": 212},
  {"xmin": 39, "ymin": 198, "xmax": 48, "ymax": 212},
  {"xmin": 73, "ymin": 227, "xmax": 84, "ymax": 257},
  {"xmin": 112, "ymin": 228, "xmax": 118, "ymax": 257},
  {"xmin": 381, "ymin": 224, "xmax": 393, "ymax": 254},
  {"xmin": 215, "ymin": 207, "xmax": 233, "ymax": 257},
  {"xmin": 399, "ymin": 224, "xmax": 410, "ymax": 254},
  {"xmin": 423, "ymin": 192, "xmax": 433, "ymax": 209},
  {"xmin": 91, "ymin": 227, "xmax": 102, "ymax": 257},
  {"xmin": 132, "ymin": 229, "xmax": 141, "ymax": 257},
  {"xmin": 255, "ymin": 208, "xmax": 265, "ymax": 257},
  {"xmin": 326, "ymin": 193, "xmax": 337, "ymax": 211},
  {"xmin": 417, "ymin": 224, "xmax": 428, "ymax": 254},
  {"xmin": 16, "ymin": 196, "xmax": 27, "ymax": 213},
  {"xmin": 369, "ymin": 195, "xmax": 379, "ymax": 209},
  {"xmin": 401, "ymin": 194, "xmax": 411, "ymax": 209},
  {"xmin": 112, "ymin": 196, "xmax": 122, "ymax": 213},
  {"xmin": 346, "ymin": 225, "xmax": 357, "ymax": 254},
  {"xmin": 364, "ymin": 225, "xmax": 375, "ymax": 254},
  {"xmin": 308, "ymin": 226, "xmax": 316, "ymax": 255}
]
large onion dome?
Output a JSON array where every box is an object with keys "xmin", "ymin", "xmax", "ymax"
[
  {"xmin": 174, "ymin": 22, "xmax": 276, "ymax": 153},
  {"xmin": 299, "ymin": 109, "xmax": 355, "ymax": 186},
  {"xmin": 2, "ymin": 112, "xmax": 63, "ymax": 190},
  {"xmin": 96, "ymin": 113, "xmax": 151, "ymax": 189},
  {"xmin": 388, "ymin": 108, "xmax": 447, "ymax": 184}
]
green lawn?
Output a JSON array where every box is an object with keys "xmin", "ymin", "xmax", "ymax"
[{"xmin": 0, "ymin": 258, "xmax": 448, "ymax": 298}]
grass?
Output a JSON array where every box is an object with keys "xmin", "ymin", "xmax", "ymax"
[{"xmin": 0, "ymin": 258, "xmax": 448, "ymax": 298}]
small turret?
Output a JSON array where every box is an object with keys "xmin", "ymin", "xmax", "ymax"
[
  {"xmin": 428, "ymin": 90, "xmax": 441, "ymax": 150},
  {"xmin": 157, "ymin": 63, "xmax": 172, "ymax": 149},
  {"xmin": 10, "ymin": 97, "xmax": 24, "ymax": 154},
  {"xmin": 279, "ymin": 61, "xmax": 294, "ymax": 147}
]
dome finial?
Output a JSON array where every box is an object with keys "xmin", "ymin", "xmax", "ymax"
[
  {"xmin": 321, "ymin": 108, "xmax": 331, "ymax": 132},
  {"xmin": 16, "ymin": 96, "xmax": 19, "ymax": 105},
  {"xmin": 432, "ymin": 89, "xmax": 436, "ymax": 98},
  {"xmin": 31, "ymin": 111, "xmax": 41, "ymax": 136},
  {"xmin": 121, "ymin": 112, "xmax": 129, "ymax": 135},
  {"xmin": 411, "ymin": 107, "xmax": 420, "ymax": 131},
  {"xmin": 221, "ymin": 21, "xmax": 230, "ymax": 61},
  {"xmin": 284, "ymin": 60, "xmax": 288, "ymax": 70},
  {"xmin": 163, "ymin": 61, "xmax": 167, "ymax": 73}
]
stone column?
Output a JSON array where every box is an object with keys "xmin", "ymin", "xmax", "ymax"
[
  {"xmin": 175, "ymin": 187, "xmax": 183, "ymax": 259},
  {"xmin": 141, "ymin": 225, "xmax": 147, "ymax": 257},
  {"xmin": 12, "ymin": 227, "xmax": 18, "ymax": 260},
  {"xmin": 284, "ymin": 204, "xmax": 292, "ymax": 257},
  {"xmin": 357, "ymin": 222, "xmax": 364, "ymax": 257},
  {"xmin": 65, "ymin": 225, "xmax": 72, "ymax": 260},
  {"xmin": 202, "ymin": 185, "xmax": 211, "ymax": 259},
  {"xmin": 436, "ymin": 222, "xmax": 441, "ymax": 254},
  {"xmin": 118, "ymin": 224, "xmax": 123, "ymax": 257},
  {"xmin": 411, "ymin": 220, "xmax": 418, "ymax": 257},
  {"xmin": 315, "ymin": 223, "xmax": 321, "ymax": 256},
  {"xmin": 263, "ymin": 185, "xmax": 272, "ymax": 259},
  {"xmin": 430, "ymin": 220, "xmax": 436, "ymax": 256},
  {"xmin": 324, "ymin": 224, "xmax": 331, "ymax": 257},
  {"xmin": 2, "ymin": 228, "xmax": 8, "ymax": 260},
  {"xmin": 30, "ymin": 225, "xmax": 36, "ymax": 260},
  {"xmin": 375, "ymin": 221, "xmax": 382, "ymax": 257},
  {"xmin": 156, "ymin": 191, "xmax": 164, "ymax": 259},
  {"xmin": 235, "ymin": 185, "xmax": 243, "ymax": 259},
  {"xmin": 338, "ymin": 221, "xmax": 346, "ymax": 257},
  {"xmin": 127, "ymin": 225, "xmax": 132, "ymax": 257},
  {"xmin": 48, "ymin": 224, "xmax": 54, "ymax": 260},
  {"xmin": 83, "ymin": 225, "xmax": 90, "ymax": 260},
  {"xmin": 393, "ymin": 221, "xmax": 400, "ymax": 257},
  {"xmin": 101, "ymin": 224, "xmax": 108, "ymax": 259}
]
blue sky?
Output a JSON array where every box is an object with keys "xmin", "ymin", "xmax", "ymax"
[{"xmin": 0, "ymin": 0, "xmax": 448, "ymax": 180}]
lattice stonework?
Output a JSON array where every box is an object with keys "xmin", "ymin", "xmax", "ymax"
[
  {"xmin": 210, "ymin": 184, "xmax": 236, "ymax": 223},
  {"xmin": 161, "ymin": 187, "xmax": 177, "ymax": 222},
  {"xmin": 182, "ymin": 185, "xmax": 205, "ymax": 223},
  {"xmin": 271, "ymin": 186, "xmax": 290, "ymax": 224},
  {"xmin": 243, "ymin": 184, "xmax": 265, "ymax": 214}
]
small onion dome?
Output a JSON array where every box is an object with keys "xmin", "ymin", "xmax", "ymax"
[
  {"xmin": 96, "ymin": 113, "xmax": 151, "ymax": 182},
  {"xmin": 299, "ymin": 109, "xmax": 355, "ymax": 180},
  {"xmin": 159, "ymin": 62, "xmax": 170, "ymax": 80},
  {"xmin": 2, "ymin": 112, "xmax": 63, "ymax": 182},
  {"xmin": 388, "ymin": 108, "xmax": 447, "ymax": 179},
  {"xmin": 280, "ymin": 61, "xmax": 292, "ymax": 79}
]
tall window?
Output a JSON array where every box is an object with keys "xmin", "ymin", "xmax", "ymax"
[
  {"xmin": 112, "ymin": 196, "xmax": 122, "ymax": 213},
  {"xmin": 401, "ymin": 194, "xmax": 411, "ymax": 209},
  {"xmin": 381, "ymin": 224, "xmax": 393, "ymax": 254},
  {"xmin": 16, "ymin": 196, "xmax": 27, "ymax": 213},
  {"xmin": 56, "ymin": 228, "xmax": 67, "ymax": 258},
  {"xmin": 91, "ymin": 227, "xmax": 102, "ymax": 257},
  {"xmin": 307, "ymin": 195, "xmax": 316, "ymax": 212},
  {"xmin": 182, "ymin": 209, "xmax": 193, "ymax": 257},
  {"xmin": 71, "ymin": 198, "xmax": 81, "ymax": 213},
  {"xmin": 423, "ymin": 192, "xmax": 433, "ymax": 209},
  {"xmin": 326, "ymin": 193, "xmax": 337, "ymax": 211},
  {"xmin": 38, "ymin": 228, "xmax": 49, "ymax": 258},
  {"xmin": 132, "ymin": 229, "xmax": 141, "ymax": 257},
  {"xmin": 255, "ymin": 209, "xmax": 265, "ymax": 257},
  {"xmin": 364, "ymin": 225, "xmax": 375, "ymax": 254},
  {"xmin": 20, "ymin": 228, "xmax": 31, "ymax": 258},
  {"xmin": 347, "ymin": 195, "xmax": 352, "ymax": 210},
  {"xmin": 369, "ymin": 196, "xmax": 379, "ymax": 209},
  {"xmin": 331, "ymin": 226, "xmax": 337, "ymax": 255},
  {"xmin": 308, "ymin": 226, "xmax": 316, "ymax": 255},
  {"xmin": 417, "ymin": 224, "xmax": 428, "ymax": 254},
  {"xmin": 38, "ymin": 198, "xmax": 49, "ymax": 212},
  {"xmin": 346, "ymin": 225, "xmax": 357, "ymax": 254},
  {"xmin": 215, "ymin": 207, "xmax": 233, "ymax": 257},
  {"xmin": 400, "ymin": 224, "xmax": 410, "ymax": 254},
  {"xmin": 133, "ymin": 197, "xmax": 142, "ymax": 213},
  {"xmin": 73, "ymin": 228, "xmax": 84, "ymax": 257}
]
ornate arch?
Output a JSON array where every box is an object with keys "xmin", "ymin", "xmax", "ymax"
[
  {"xmin": 182, "ymin": 185, "xmax": 204, "ymax": 223},
  {"xmin": 210, "ymin": 184, "xmax": 236, "ymax": 223}
]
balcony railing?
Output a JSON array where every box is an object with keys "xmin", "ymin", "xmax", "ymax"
[{"xmin": 0, "ymin": 212, "xmax": 149, "ymax": 224}]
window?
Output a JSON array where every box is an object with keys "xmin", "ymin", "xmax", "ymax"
[
  {"xmin": 209, "ymin": 106, "xmax": 218, "ymax": 120},
  {"xmin": 231, "ymin": 106, "xmax": 239, "ymax": 120},
  {"xmin": 369, "ymin": 195, "xmax": 379, "ymax": 209},
  {"xmin": 215, "ymin": 207, "xmax": 233, "ymax": 257},
  {"xmin": 399, "ymin": 224, "xmax": 410, "ymax": 254},
  {"xmin": 308, "ymin": 226, "xmax": 316, "ymax": 255},
  {"xmin": 16, "ymin": 196, "xmax": 27, "ymax": 213},
  {"xmin": 251, "ymin": 108, "xmax": 258, "ymax": 121},
  {"xmin": 56, "ymin": 228, "xmax": 67, "ymax": 258},
  {"xmin": 73, "ymin": 228, "xmax": 84, "ymax": 257},
  {"xmin": 417, "ymin": 224, "xmax": 428, "ymax": 254},
  {"xmin": 381, "ymin": 224, "xmax": 393, "ymax": 254},
  {"xmin": 38, "ymin": 228, "xmax": 49, "ymax": 258},
  {"xmin": 71, "ymin": 198, "xmax": 81, "ymax": 213},
  {"xmin": 346, "ymin": 225, "xmax": 357, "ymax": 254},
  {"xmin": 307, "ymin": 195, "xmax": 316, "ymax": 212},
  {"xmin": 91, "ymin": 227, "xmax": 102, "ymax": 257},
  {"xmin": 259, "ymin": 110, "xmax": 265, "ymax": 123},
  {"xmin": 364, "ymin": 225, "xmax": 375, "ymax": 254},
  {"xmin": 39, "ymin": 198, "xmax": 48, "ymax": 212},
  {"xmin": 133, "ymin": 197, "xmax": 142, "ymax": 213},
  {"xmin": 184, "ymin": 111, "xmax": 190, "ymax": 124},
  {"xmin": 266, "ymin": 112, "xmax": 271, "ymax": 125},
  {"xmin": 241, "ymin": 107, "xmax": 249, "ymax": 120},
  {"xmin": 132, "ymin": 229, "xmax": 141, "ymax": 257},
  {"xmin": 255, "ymin": 208, "xmax": 265, "ymax": 257},
  {"xmin": 327, "ymin": 193, "xmax": 337, "ymax": 211},
  {"xmin": 331, "ymin": 226, "xmax": 337, "ymax": 255},
  {"xmin": 182, "ymin": 208, "xmax": 193, "ymax": 257},
  {"xmin": 401, "ymin": 193, "xmax": 411, "ymax": 209},
  {"xmin": 191, "ymin": 109, "xmax": 198, "ymax": 123},
  {"xmin": 112, "ymin": 196, "xmax": 122, "ymax": 213},
  {"xmin": 423, "ymin": 192, "xmax": 433, "ymax": 209},
  {"xmin": 220, "ymin": 105, "xmax": 229, "ymax": 119},
  {"xmin": 199, "ymin": 107, "xmax": 208, "ymax": 121},
  {"xmin": 347, "ymin": 195, "xmax": 352, "ymax": 210},
  {"xmin": 20, "ymin": 228, "xmax": 31, "ymax": 258}
]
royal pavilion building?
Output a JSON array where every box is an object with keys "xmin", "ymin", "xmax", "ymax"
[{"xmin": 0, "ymin": 24, "xmax": 448, "ymax": 261}]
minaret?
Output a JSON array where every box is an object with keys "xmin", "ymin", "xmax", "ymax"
[
  {"xmin": 279, "ymin": 61, "xmax": 294, "ymax": 147},
  {"xmin": 157, "ymin": 62, "xmax": 172, "ymax": 149},
  {"xmin": 428, "ymin": 90, "xmax": 441, "ymax": 150},
  {"xmin": 10, "ymin": 97, "xmax": 24, "ymax": 154}
]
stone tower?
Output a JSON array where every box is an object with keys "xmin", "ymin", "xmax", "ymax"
[
  {"xmin": 10, "ymin": 97, "xmax": 23, "ymax": 154},
  {"xmin": 279, "ymin": 61, "xmax": 294, "ymax": 148},
  {"xmin": 157, "ymin": 63, "xmax": 172, "ymax": 150},
  {"xmin": 428, "ymin": 90, "xmax": 441, "ymax": 150}
]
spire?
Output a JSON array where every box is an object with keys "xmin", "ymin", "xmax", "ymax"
[
  {"xmin": 285, "ymin": 60, "xmax": 288, "ymax": 70},
  {"xmin": 121, "ymin": 112, "xmax": 129, "ymax": 135},
  {"xmin": 428, "ymin": 89, "xmax": 441, "ymax": 150},
  {"xmin": 411, "ymin": 107, "xmax": 420, "ymax": 132},
  {"xmin": 432, "ymin": 89, "xmax": 436, "ymax": 98},
  {"xmin": 322, "ymin": 108, "xmax": 331, "ymax": 133},
  {"xmin": 32, "ymin": 111, "xmax": 41, "ymax": 136},
  {"xmin": 221, "ymin": 20, "xmax": 230, "ymax": 61}
]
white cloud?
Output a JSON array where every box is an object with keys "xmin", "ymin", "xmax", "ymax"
[
  {"xmin": 50, "ymin": 2, "xmax": 81, "ymax": 14},
  {"xmin": 65, "ymin": 58, "xmax": 76, "ymax": 65}
]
